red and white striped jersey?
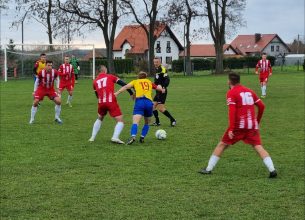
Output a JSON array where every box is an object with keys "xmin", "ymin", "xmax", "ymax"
[
  {"xmin": 226, "ymin": 85, "xmax": 261, "ymax": 130},
  {"xmin": 93, "ymin": 73, "xmax": 119, "ymax": 104},
  {"xmin": 58, "ymin": 63, "xmax": 75, "ymax": 82},
  {"xmin": 37, "ymin": 69, "xmax": 58, "ymax": 89},
  {"xmin": 255, "ymin": 59, "xmax": 272, "ymax": 74}
]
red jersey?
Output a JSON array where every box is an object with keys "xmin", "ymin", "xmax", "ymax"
[
  {"xmin": 58, "ymin": 63, "xmax": 75, "ymax": 84},
  {"xmin": 93, "ymin": 73, "xmax": 119, "ymax": 104},
  {"xmin": 255, "ymin": 59, "xmax": 272, "ymax": 74},
  {"xmin": 226, "ymin": 85, "xmax": 263, "ymax": 130},
  {"xmin": 37, "ymin": 69, "xmax": 58, "ymax": 89}
]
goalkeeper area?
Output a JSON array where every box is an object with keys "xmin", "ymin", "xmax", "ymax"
[{"xmin": 1, "ymin": 44, "xmax": 95, "ymax": 81}]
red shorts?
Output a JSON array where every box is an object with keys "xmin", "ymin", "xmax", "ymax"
[
  {"xmin": 98, "ymin": 102, "xmax": 122, "ymax": 117},
  {"xmin": 259, "ymin": 73, "xmax": 269, "ymax": 83},
  {"xmin": 221, "ymin": 128, "xmax": 262, "ymax": 146},
  {"xmin": 59, "ymin": 81, "xmax": 73, "ymax": 92},
  {"xmin": 34, "ymin": 88, "xmax": 58, "ymax": 101}
]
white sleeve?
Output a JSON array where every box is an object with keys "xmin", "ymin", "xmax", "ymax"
[{"xmin": 33, "ymin": 78, "xmax": 39, "ymax": 92}]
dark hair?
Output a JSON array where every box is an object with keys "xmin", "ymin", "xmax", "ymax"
[
  {"xmin": 228, "ymin": 73, "xmax": 240, "ymax": 85},
  {"xmin": 46, "ymin": 60, "xmax": 53, "ymax": 64},
  {"xmin": 40, "ymin": 53, "xmax": 46, "ymax": 57},
  {"xmin": 262, "ymin": 52, "xmax": 267, "ymax": 56},
  {"xmin": 154, "ymin": 57, "xmax": 161, "ymax": 60}
]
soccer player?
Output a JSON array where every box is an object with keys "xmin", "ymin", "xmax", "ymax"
[
  {"xmin": 255, "ymin": 53, "xmax": 272, "ymax": 98},
  {"xmin": 58, "ymin": 56, "xmax": 75, "ymax": 107},
  {"xmin": 70, "ymin": 55, "xmax": 80, "ymax": 83},
  {"xmin": 33, "ymin": 53, "xmax": 47, "ymax": 82},
  {"xmin": 198, "ymin": 73, "xmax": 277, "ymax": 178},
  {"xmin": 115, "ymin": 71, "xmax": 165, "ymax": 145},
  {"xmin": 152, "ymin": 57, "xmax": 177, "ymax": 127},
  {"xmin": 89, "ymin": 65, "xmax": 134, "ymax": 144},
  {"xmin": 29, "ymin": 60, "xmax": 62, "ymax": 124}
]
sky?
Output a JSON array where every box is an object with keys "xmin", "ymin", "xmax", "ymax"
[{"xmin": 0, "ymin": 0, "xmax": 304, "ymax": 48}]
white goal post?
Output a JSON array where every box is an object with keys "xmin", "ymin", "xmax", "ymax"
[{"xmin": 2, "ymin": 43, "xmax": 96, "ymax": 82}]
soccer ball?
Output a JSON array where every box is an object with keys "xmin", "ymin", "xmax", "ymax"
[{"xmin": 155, "ymin": 129, "xmax": 167, "ymax": 140}]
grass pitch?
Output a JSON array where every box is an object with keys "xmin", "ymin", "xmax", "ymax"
[{"xmin": 0, "ymin": 71, "xmax": 304, "ymax": 219}]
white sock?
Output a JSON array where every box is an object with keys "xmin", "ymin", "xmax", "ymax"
[
  {"xmin": 206, "ymin": 155, "xmax": 220, "ymax": 171},
  {"xmin": 91, "ymin": 119, "xmax": 102, "ymax": 139},
  {"xmin": 263, "ymin": 85, "xmax": 267, "ymax": 95},
  {"xmin": 55, "ymin": 105, "xmax": 61, "ymax": 119},
  {"xmin": 112, "ymin": 122, "xmax": 124, "ymax": 139},
  {"xmin": 263, "ymin": 156, "xmax": 275, "ymax": 172},
  {"xmin": 67, "ymin": 95, "xmax": 73, "ymax": 103},
  {"xmin": 30, "ymin": 106, "xmax": 37, "ymax": 121}
]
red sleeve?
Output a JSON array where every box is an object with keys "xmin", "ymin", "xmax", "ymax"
[
  {"xmin": 34, "ymin": 61, "xmax": 39, "ymax": 68},
  {"xmin": 58, "ymin": 65, "xmax": 64, "ymax": 76},
  {"xmin": 112, "ymin": 74, "xmax": 119, "ymax": 83},
  {"xmin": 152, "ymin": 83, "xmax": 157, "ymax": 89},
  {"xmin": 93, "ymin": 80, "xmax": 96, "ymax": 91},
  {"xmin": 226, "ymin": 91, "xmax": 237, "ymax": 131},
  {"xmin": 71, "ymin": 67, "xmax": 75, "ymax": 87},
  {"xmin": 252, "ymin": 91, "xmax": 265, "ymax": 123}
]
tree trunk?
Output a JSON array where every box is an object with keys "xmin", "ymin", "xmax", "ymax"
[
  {"xmin": 215, "ymin": 42, "xmax": 224, "ymax": 74},
  {"xmin": 107, "ymin": 44, "xmax": 115, "ymax": 73},
  {"xmin": 47, "ymin": 0, "xmax": 53, "ymax": 51},
  {"xmin": 185, "ymin": 19, "xmax": 192, "ymax": 76},
  {"xmin": 148, "ymin": 31, "xmax": 155, "ymax": 75}
]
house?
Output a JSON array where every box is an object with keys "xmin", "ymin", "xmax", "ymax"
[
  {"xmin": 179, "ymin": 44, "xmax": 240, "ymax": 58},
  {"xmin": 113, "ymin": 23, "xmax": 184, "ymax": 67},
  {"xmin": 230, "ymin": 33, "xmax": 290, "ymax": 57},
  {"xmin": 82, "ymin": 48, "xmax": 107, "ymax": 61}
]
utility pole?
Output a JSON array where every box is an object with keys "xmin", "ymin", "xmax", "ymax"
[
  {"xmin": 21, "ymin": 11, "xmax": 28, "ymax": 77},
  {"xmin": 297, "ymin": 34, "xmax": 300, "ymax": 54},
  {"xmin": 183, "ymin": 24, "xmax": 186, "ymax": 76}
]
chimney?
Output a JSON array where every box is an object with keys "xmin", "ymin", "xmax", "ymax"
[{"xmin": 255, "ymin": 33, "xmax": 261, "ymax": 43}]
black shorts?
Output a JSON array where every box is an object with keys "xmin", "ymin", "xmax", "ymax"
[{"xmin": 153, "ymin": 91, "xmax": 167, "ymax": 104}]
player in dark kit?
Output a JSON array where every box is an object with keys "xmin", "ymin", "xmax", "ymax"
[
  {"xmin": 152, "ymin": 57, "xmax": 177, "ymax": 127},
  {"xmin": 198, "ymin": 73, "xmax": 277, "ymax": 178}
]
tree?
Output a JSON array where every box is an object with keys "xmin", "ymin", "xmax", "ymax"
[
  {"xmin": 288, "ymin": 38, "xmax": 305, "ymax": 54},
  {"xmin": 58, "ymin": 0, "xmax": 120, "ymax": 72},
  {"xmin": 13, "ymin": 0, "xmax": 80, "ymax": 47},
  {"xmin": 122, "ymin": 0, "xmax": 162, "ymax": 74},
  {"xmin": 204, "ymin": 0, "xmax": 245, "ymax": 74},
  {"xmin": 167, "ymin": 0, "xmax": 203, "ymax": 75}
]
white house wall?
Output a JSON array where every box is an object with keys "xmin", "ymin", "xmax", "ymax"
[
  {"xmin": 154, "ymin": 32, "xmax": 180, "ymax": 66},
  {"xmin": 224, "ymin": 47, "xmax": 237, "ymax": 55},
  {"xmin": 263, "ymin": 36, "xmax": 289, "ymax": 57}
]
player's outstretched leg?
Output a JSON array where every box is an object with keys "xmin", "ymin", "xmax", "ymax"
[
  {"xmin": 127, "ymin": 115, "xmax": 142, "ymax": 145},
  {"xmin": 140, "ymin": 117, "xmax": 150, "ymax": 143},
  {"xmin": 253, "ymin": 145, "xmax": 277, "ymax": 178},
  {"xmin": 29, "ymin": 99, "xmax": 39, "ymax": 124},
  {"xmin": 152, "ymin": 110, "xmax": 161, "ymax": 126},
  {"xmin": 158, "ymin": 104, "xmax": 176, "ymax": 127},
  {"xmin": 111, "ymin": 115, "xmax": 125, "ymax": 144},
  {"xmin": 53, "ymin": 97, "xmax": 62, "ymax": 124},
  {"xmin": 89, "ymin": 117, "xmax": 103, "ymax": 142},
  {"xmin": 199, "ymin": 142, "xmax": 228, "ymax": 174}
]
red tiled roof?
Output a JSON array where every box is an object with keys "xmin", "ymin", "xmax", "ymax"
[
  {"xmin": 179, "ymin": 44, "xmax": 238, "ymax": 57},
  {"xmin": 230, "ymin": 34, "xmax": 285, "ymax": 55},
  {"xmin": 113, "ymin": 24, "xmax": 167, "ymax": 54}
]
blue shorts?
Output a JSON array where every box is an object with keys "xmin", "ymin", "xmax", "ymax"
[{"xmin": 133, "ymin": 97, "xmax": 153, "ymax": 117}]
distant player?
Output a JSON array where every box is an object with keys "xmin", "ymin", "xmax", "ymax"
[
  {"xmin": 70, "ymin": 55, "xmax": 80, "ymax": 83},
  {"xmin": 58, "ymin": 56, "xmax": 75, "ymax": 107},
  {"xmin": 152, "ymin": 57, "xmax": 177, "ymax": 127},
  {"xmin": 255, "ymin": 53, "xmax": 272, "ymax": 98},
  {"xmin": 89, "ymin": 65, "xmax": 134, "ymax": 144},
  {"xmin": 33, "ymin": 53, "xmax": 47, "ymax": 82},
  {"xmin": 198, "ymin": 73, "xmax": 277, "ymax": 178},
  {"xmin": 115, "ymin": 71, "xmax": 165, "ymax": 145},
  {"xmin": 29, "ymin": 60, "xmax": 62, "ymax": 124}
]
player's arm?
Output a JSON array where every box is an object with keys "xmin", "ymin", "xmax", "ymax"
[
  {"xmin": 163, "ymin": 74, "xmax": 170, "ymax": 88},
  {"xmin": 114, "ymin": 83, "xmax": 134, "ymax": 97},
  {"xmin": 269, "ymin": 61, "xmax": 272, "ymax": 76},
  {"xmin": 255, "ymin": 61, "xmax": 260, "ymax": 74},
  {"xmin": 76, "ymin": 61, "xmax": 80, "ymax": 71},
  {"xmin": 33, "ymin": 62, "xmax": 38, "ymax": 76},
  {"xmin": 71, "ymin": 67, "xmax": 75, "ymax": 88},
  {"xmin": 93, "ymin": 83, "xmax": 98, "ymax": 99},
  {"xmin": 227, "ymin": 94, "xmax": 237, "ymax": 139},
  {"xmin": 152, "ymin": 83, "xmax": 165, "ymax": 93},
  {"xmin": 33, "ymin": 72, "xmax": 40, "ymax": 95},
  {"xmin": 116, "ymin": 79, "xmax": 133, "ymax": 96}
]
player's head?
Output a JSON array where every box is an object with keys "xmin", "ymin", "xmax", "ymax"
[
  {"xmin": 64, "ymin": 56, "xmax": 70, "ymax": 64},
  {"xmin": 138, "ymin": 71, "xmax": 148, "ymax": 79},
  {"xmin": 262, "ymin": 52, "xmax": 267, "ymax": 60},
  {"xmin": 100, "ymin": 65, "xmax": 107, "ymax": 74},
  {"xmin": 45, "ymin": 60, "xmax": 53, "ymax": 71},
  {"xmin": 228, "ymin": 73, "xmax": 240, "ymax": 87},
  {"xmin": 153, "ymin": 57, "xmax": 161, "ymax": 68},
  {"xmin": 40, "ymin": 53, "xmax": 46, "ymax": 63}
]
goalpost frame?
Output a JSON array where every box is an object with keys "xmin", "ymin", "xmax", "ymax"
[{"xmin": 3, "ymin": 43, "xmax": 96, "ymax": 82}]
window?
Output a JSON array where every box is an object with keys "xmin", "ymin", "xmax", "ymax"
[
  {"xmin": 115, "ymin": 57, "xmax": 122, "ymax": 60},
  {"xmin": 166, "ymin": 41, "xmax": 171, "ymax": 53},
  {"xmin": 166, "ymin": 56, "xmax": 172, "ymax": 64},
  {"xmin": 276, "ymin": 45, "xmax": 280, "ymax": 52},
  {"xmin": 156, "ymin": 41, "xmax": 161, "ymax": 53},
  {"xmin": 271, "ymin": 45, "xmax": 274, "ymax": 52}
]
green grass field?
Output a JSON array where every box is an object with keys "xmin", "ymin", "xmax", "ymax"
[{"xmin": 0, "ymin": 71, "xmax": 304, "ymax": 219}]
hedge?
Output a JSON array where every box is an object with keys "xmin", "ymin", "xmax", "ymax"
[
  {"xmin": 172, "ymin": 56, "xmax": 276, "ymax": 72},
  {"xmin": 93, "ymin": 58, "xmax": 134, "ymax": 74}
]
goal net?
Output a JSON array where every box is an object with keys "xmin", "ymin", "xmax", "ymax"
[{"xmin": 1, "ymin": 44, "xmax": 96, "ymax": 81}]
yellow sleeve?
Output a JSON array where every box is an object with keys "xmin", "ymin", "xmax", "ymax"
[
  {"xmin": 128, "ymin": 80, "xmax": 135, "ymax": 87},
  {"xmin": 161, "ymin": 66, "xmax": 166, "ymax": 73}
]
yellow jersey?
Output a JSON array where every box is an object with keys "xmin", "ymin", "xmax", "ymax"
[
  {"xmin": 34, "ymin": 60, "xmax": 46, "ymax": 75},
  {"xmin": 129, "ymin": 79, "xmax": 156, "ymax": 101}
]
